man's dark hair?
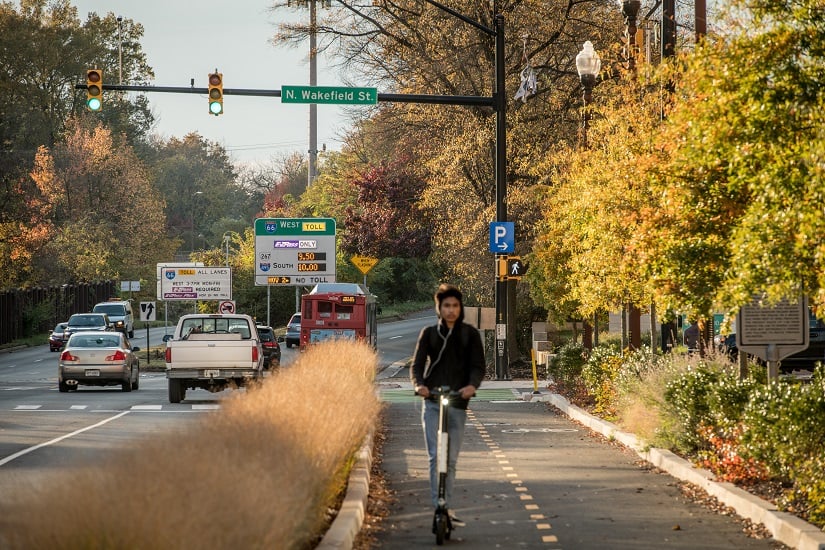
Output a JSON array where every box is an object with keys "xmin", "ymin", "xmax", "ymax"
[{"xmin": 434, "ymin": 283, "xmax": 464, "ymax": 324}]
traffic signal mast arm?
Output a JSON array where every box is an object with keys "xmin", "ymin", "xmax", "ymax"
[{"xmin": 73, "ymin": 83, "xmax": 495, "ymax": 106}]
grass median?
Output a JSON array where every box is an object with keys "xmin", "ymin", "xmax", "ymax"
[{"xmin": 1, "ymin": 339, "xmax": 381, "ymax": 549}]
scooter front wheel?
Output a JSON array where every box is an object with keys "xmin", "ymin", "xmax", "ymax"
[{"xmin": 434, "ymin": 511, "xmax": 448, "ymax": 545}]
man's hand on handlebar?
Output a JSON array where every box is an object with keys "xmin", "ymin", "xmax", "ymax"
[
  {"xmin": 415, "ymin": 385, "xmax": 430, "ymax": 398},
  {"xmin": 458, "ymin": 385, "xmax": 476, "ymax": 400}
]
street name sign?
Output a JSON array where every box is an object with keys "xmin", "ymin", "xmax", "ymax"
[
  {"xmin": 255, "ymin": 218, "xmax": 337, "ymax": 286},
  {"xmin": 159, "ymin": 267, "xmax": 232, "ymax": 301},
  {"xmin": 281, "ymin": 85, "xmax": 378, "ymax": 105}
]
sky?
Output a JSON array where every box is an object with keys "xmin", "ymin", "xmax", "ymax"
[{"xmin": 72, "ymin": 0, "xmax": 356, "ymax": 168}]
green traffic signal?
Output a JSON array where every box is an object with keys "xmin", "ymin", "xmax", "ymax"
[
  {"xmin": 208, "ymin": 72, "xmax": 223, "ymax": 116},
  {"xmin": 86, "ymin": 69, "xmax": 103, "ymax": 112}
]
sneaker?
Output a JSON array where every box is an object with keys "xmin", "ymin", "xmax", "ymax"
[{"xmin": 448, "ymin": 511, "xmax": 466, "ymax": 528}]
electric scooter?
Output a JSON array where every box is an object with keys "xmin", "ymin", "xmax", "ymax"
[{"xmin": 431, "ymin": 385, "xmax": 461, "ymax": 545}]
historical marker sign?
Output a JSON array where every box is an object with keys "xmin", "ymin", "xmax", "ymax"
[{"xmin": 737, "ymin": 296, "xmax": 809, "ymax": 364}]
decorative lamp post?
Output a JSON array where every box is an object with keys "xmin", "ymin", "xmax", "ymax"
[
  {"xmin": 575, "ymin": 41, "xmax": 601, "ymax": 350},
  {"xmin": 575, "ymin": 41, "xmax": 601, "ymax": 149}
]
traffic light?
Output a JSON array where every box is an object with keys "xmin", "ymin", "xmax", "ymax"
[
  {"xmin": 208, "ymin": 72, "xmax": 223, "ymax": 115},
  {"xmin": 86, "ymin": 69, "xmax": 103, "ymax": 111}
]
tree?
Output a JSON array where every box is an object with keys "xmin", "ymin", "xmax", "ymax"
[
  {"xmin": 28, "ymin": 119, "xmax": 176, "ymax": 285},
  {"xmin": 341, "ymin": 157, "xmax": 430, "ymax": 259},
  {"xmin": 147, "ymin": 133, "xmax": 252, "ymax": 253},
  {"xmin": 272, "ymin": 0, "xmax": 623, "ymax": 303},
  {"xmin": 639, "ymin": 0, "xmax": 825, "ymax": 317},
  {"xmin": 0, "ymin": 0, "xmax": 154, "ymax": 288}
]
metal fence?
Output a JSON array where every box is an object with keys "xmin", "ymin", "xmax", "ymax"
[{"xmin": 0, "ymin": 281, "xmax": 116, "ymax": 346}]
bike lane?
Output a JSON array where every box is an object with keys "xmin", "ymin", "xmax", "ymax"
[{"xmin": 373, "ymin": 383, "xmax": 786, "ymax": 549}]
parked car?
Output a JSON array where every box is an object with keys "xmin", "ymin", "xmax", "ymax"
[
  {"xmin": 92, "ymin": 300, "xmax": 135, "ymax": 337},
  {"xmin": 58, "ymin": 331, "xmax": 141, "ymax": 392},
  {"xmin": 257, "ymin": 325, "xmax": 281, "ymax": 369},
  {"xmin": 48, "ymin": 322, "xmax": 69, "ymax": 352},
  {"xmin": 64, "ymin": 313, "xmax": 112, "ymax": 339},
  {"xmin": 715, "ymin": 325, "xmax": 825, "ymax": 372},
  {"xmin": 284, "ymin": 313, "xmax": 301, "ymax": 348}
]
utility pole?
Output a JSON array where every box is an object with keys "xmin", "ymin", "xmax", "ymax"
[{"xmin": 308, "ymin": 0, "xmax": 318, "ymax": 187}]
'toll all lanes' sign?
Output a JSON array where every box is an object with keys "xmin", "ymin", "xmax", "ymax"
[{"xmin": 160, "ymin": 267, "xmax": 232, "ymax": 301}]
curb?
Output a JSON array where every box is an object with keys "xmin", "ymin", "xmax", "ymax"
[
  {"xmin": 534, "ymin": 392, "xmax": 825, "ymax": 550},
  {"xmin": 318, "ymin": 358, "xmax": 408, "ymax": 549},
  {"xmin": 316, "ymin": 430, "xmax": 374, "ymax": 550}
]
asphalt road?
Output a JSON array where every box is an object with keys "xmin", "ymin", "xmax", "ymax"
[
  {"xmin": 372, "ymin": 373, "xmax": 787, "ymax": 549},
  {"xmin": 0, "ymin": 316, "xmax": 434, "ymax": 479}
]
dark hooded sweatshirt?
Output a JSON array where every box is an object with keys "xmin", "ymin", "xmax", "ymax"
[{"xmin": 410, "ymin": 321, "xmax": 486, "ymax": 410}]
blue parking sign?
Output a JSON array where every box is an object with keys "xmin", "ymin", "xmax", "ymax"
[{"xmin": 489, "ymin": 222, "xmax": 515, "ymax": 253}]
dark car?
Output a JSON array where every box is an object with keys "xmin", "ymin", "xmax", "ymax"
[
  {"xmin": 65, "ymin": 313, "xmax": 112, "ymax": 339},
  {"xmin": 285, "ymin": 313, "xmax": 301, "ymax": 348},
  {"xmin": 49, "ymin": 322, "xmax": 69, "ymax": 351},
  {"xmin": 257, "ymin": 325, "xmax": 281, "ymax": 369},
  {"xmin": 715, "ymin": 324, "xmax": 825, "ymax": 373}
]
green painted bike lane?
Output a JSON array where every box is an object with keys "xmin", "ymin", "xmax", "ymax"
[{"xmin": 379, "ymin": 387, "xmax": 520, "ymax": 403}]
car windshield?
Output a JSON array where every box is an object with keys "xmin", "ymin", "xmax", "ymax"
[
  {"xmin": 54, "ymin": 324, "xmax": 67, "ymax": 332},
  {"xmin": 72, "ymin": 335, "xmax": 121, "ymax": 347},
  {"xmin": 71, "ymin": 315, "xmax": 104, "ymax": 326},
  {"xmin": 258, "ymin": 329, "xmax": 273, "ymax": 342},
  {"xmin": 94, "ymin": 304, "xmax": 125, "ymax": 316}
]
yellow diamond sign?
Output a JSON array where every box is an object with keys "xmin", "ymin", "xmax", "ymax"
[{"xmin": 351, "ymin": 255, "xmax": 379, "ymax": 274}]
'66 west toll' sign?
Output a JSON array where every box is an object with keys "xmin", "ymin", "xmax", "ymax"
[
  {"xmin": 254, "ymin": 218, "xmax": 336, "ymax": 286},
  {"xmin": 159, "ymin": 267, "xmax": 232, "ymax": 301}
]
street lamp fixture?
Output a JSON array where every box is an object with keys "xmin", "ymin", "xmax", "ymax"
[{"xmin": 575, "ymin": 41, "xmax": 601, "ymax": 147}]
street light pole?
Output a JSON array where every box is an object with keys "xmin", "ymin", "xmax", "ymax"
[
  {"xmin": 494, "ymin": 14, "xmax": 509, "ymax": 380},
  {"xmin": 576, "ymin": 41, "xmax": 601, "ymax": 350},
  {"xmin": 190, "ymin": 191, "xmax": 203, "ymax": 253},
  {"xmin": 417, "ymin": 1, "xmax": 509, "ymax": 379},
  {"xmin": 576, "ymin": 41, "xmax": 600, "ymax": 150},
  {"xmin": 117, "ymin": 16, "xmax": 123, "ymax": 85},
  {"xmin": 222, "ymin": 232, "xmax": 232, "ymax": 267}
]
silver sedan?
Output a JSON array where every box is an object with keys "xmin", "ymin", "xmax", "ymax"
[{"xmin": 58, "ymin": 331, "xmax": 141, "ymax": 392}]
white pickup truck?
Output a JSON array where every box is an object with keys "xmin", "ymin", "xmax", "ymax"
[{"xmin": 164, "ymin": 313, "xmax": 264, "ymax": 403}]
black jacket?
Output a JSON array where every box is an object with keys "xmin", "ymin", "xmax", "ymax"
[{"xmin": 410, "ymin": 322, "xmax": 485, "ymax": 410}]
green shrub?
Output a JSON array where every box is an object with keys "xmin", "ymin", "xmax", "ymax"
[
  {"xmin": 548, "ymin": 341, "xmax": 588, "ymax": 403},
  {"xmin": 663, "ymin": 364, "xmax": 727, "ymax": 452},
  {"xmin": 582, "ymin": 345, "xmax": 623, "ymax": 417},
  {"xmin": 740, "ymin": 368, "xmax": 825, "ymax": 525},
  {"xmin": 741, "ymin": 367, "xmax": 825, "ymax": 479}
]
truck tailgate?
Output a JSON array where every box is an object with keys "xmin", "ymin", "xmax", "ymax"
[{"xmin": 167, "ymin": 340, "xmax": 257, "ymax": 370}]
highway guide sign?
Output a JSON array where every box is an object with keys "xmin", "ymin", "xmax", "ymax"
[
  {"xmin": 160, "ymin": 267, "xmax": 232, "ymax": 301},
  {"xmin": 255, "ymin": 218, "xmax": 337, "ymax": 286}
]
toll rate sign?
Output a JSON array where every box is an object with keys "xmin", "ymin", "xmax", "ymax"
[{"xmin": 254, "ymin": 218, "xmax": 337, "ymax": 286}]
